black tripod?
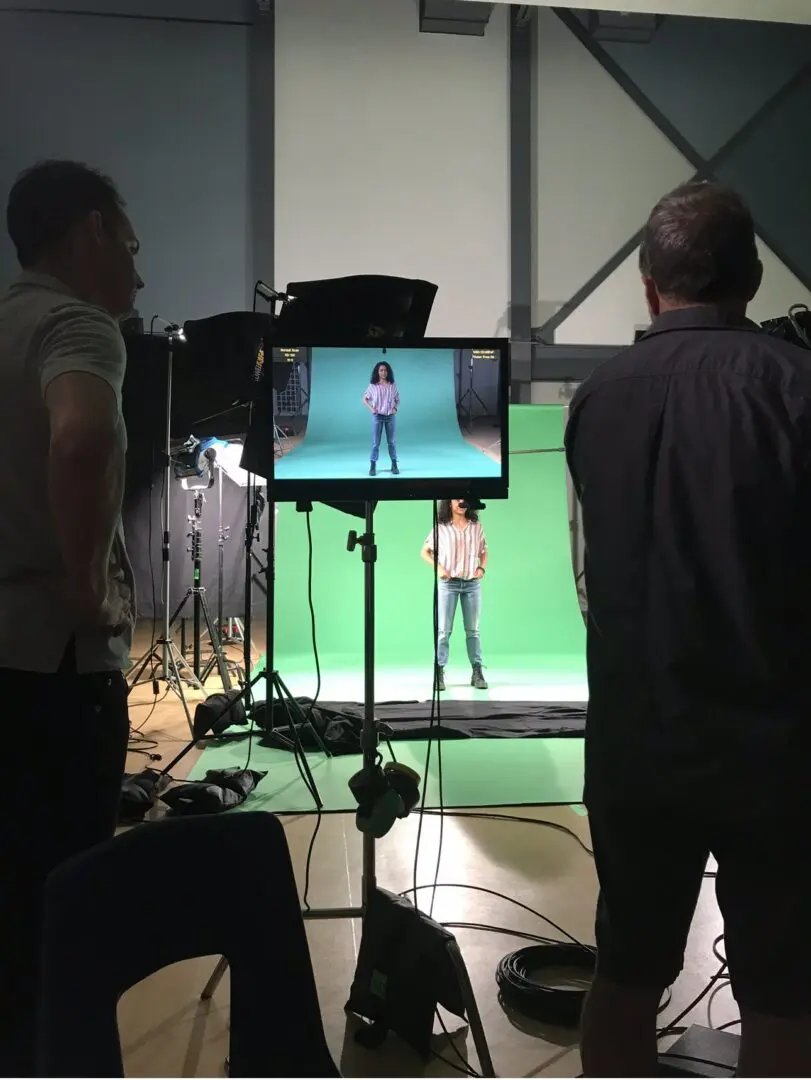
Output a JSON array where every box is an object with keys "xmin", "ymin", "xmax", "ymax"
[
  {"xmin": 169, "ymin": 490, "xmax": 232, "ymax": 688},
  {"xmin": 157, "ymin": 480, "xmax": 329, "ymax": 802},
  {"xmin": 202, "ymin": 465, "xmax": 244, "ymax": 683},
  {"xmin": 258, "ymin": 495, "xmax": 330, "ymax": 767},
  {"xmin": 457, "ymin": 348, "xmax": 490, "ymax": 431},
  {"xmin": 127, "ymin": 325, "xmax": 196, "ymax": 735}
]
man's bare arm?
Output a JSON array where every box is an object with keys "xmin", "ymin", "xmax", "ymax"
[{"xmin": 46, "ymin": 372, "xmax": 123, "ymax": 622}]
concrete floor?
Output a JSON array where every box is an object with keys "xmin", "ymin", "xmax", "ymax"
[{"xmin": 121, "ymin": 627, "xmax": 738, "ymax": 1077}]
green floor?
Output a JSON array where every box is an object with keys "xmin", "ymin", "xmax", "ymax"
[
  {"xmin": 190, "ymin": 405, "xmax": 587, "ymax": 812},
  {"xmin": 273, "ymin": 404, "xmax": 585, "ymax": 671},
  {"xmin": 187, "ymin": 736, "xmax": 585, "ymax": 813}
]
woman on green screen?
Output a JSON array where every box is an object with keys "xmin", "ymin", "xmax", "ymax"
[
  {"xmin": 363, "ymin": 360, "xmax": 400, "ymax": 476},
  {"xmin": 420, "ymin": 499, "xmax": 488, "ymax": 691}
]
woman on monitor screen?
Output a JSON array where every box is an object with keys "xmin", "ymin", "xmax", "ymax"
[
  {"xmin": 363, "ymin": 361, "xmax": 400, "ymax": 476},
  {"xmin": 420, "ymin": 499, "xmax": 488, "ymax": 691}
]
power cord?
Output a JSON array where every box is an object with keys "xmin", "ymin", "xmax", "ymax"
[
  {"xmin": 412, "ymin": 501, "xmax": 445, "ymax": 916},
  {"xmin": 125, "ymin": 459, "xmax": 164, "ymax": 751},
  {"xmin": 496, "ymin": 942, "xmax": 595, "ymax": 1027},
  {"xmin": 420, "ymin": 808, "xmax": 594, "ymax": 856},
  {"xmin": 300, "ymin": 507, "xmax": 323, "ymax": 911}
]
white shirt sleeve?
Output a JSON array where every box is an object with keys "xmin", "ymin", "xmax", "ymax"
[{"xmin": 36, "ymin": 303, "xmax": 127, "ymax": 413}]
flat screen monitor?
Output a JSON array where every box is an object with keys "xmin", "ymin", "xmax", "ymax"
[{"xmin": 267, "ymin": 337, "xmax": 509, "ymax": 502}]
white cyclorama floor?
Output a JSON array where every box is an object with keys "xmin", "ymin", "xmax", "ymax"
[{"xmin": 254, "ymin": 658, "xmax": 589, "ymax": 705}]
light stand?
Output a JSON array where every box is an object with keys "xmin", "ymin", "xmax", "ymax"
[
  {"xmin": 165, "ymin": 489, "xmax": 232, "ymax": 689},
  {"xmin": 198, "ymin": 501, "xmax": 495, "ymax": 1076},
  {"xmin": 457, "ymin": 349, "xmax": 490, "ymax": 432},
  {"xmin": 202, "ymin": 464, "xmax": 244, "ymax": 680},
  {"xmin": 257, "ymin": 494, "xmax": 331, "ymax": 766},
  {"xmin": 127, "ymin": 326, "xmax": 197, "ymax": 734}
]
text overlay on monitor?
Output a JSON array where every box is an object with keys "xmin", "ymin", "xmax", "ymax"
[{"xmin": 268, "ymin": 338, "xmax": 509, "ymax": 503}]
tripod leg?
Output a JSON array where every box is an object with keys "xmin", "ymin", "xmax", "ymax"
[
  {"xmin": 472, "ymin": 389, "xmax": 489, "ymax": 414},
  {"xmin": 200, "ymin": 956, "xmax": 229, "ymax": 1001},
  {"xmin": 270, "ymin": 674, "xmax": 324, "ymax": 809},
  {"xmin": 275, "ymin": 672, "xmax": 331, "ymax": 758},
  {"xmin": 445, "ymin": 939, "xmax": 496, "ymax": 1077},
  {"xmin": 199, "ymin": 593, "xmax": 232, "ymax": 690},
  {"xmin": 161, "ymin": 640, "xmax": 197, "ymax": 734},
  {"xmin": 126, "ymin": 644, "xmax": 161, "ymax": 688}
]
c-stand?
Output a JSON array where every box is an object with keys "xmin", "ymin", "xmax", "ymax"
[
  {"xmin": 198, "ymin": 500, "xmax": 495, "ymax": 1075},
  {"xmin": 164, "ymin": 489, "xmax": 232, "ymax": 688},
  {"xmin": 128, "ymin": 326, "xmax": 196, "ymax": 733},
  {"xmin": 157, "ymin": 481, "xmax": 330, "ymax": 792},
  {"xmin": 203, "ymin": 464, "xmax": 245, "ymax": 678}
]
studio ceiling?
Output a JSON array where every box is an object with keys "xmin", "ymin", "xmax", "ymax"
[{"xmin": 456, "ymin": 0, "xmax": 811, "ymax": 25}]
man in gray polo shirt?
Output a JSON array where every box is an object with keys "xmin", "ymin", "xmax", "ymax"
[{"xmin": 0, "ymin": 160, "xmax": 141, "ymax": 1074}]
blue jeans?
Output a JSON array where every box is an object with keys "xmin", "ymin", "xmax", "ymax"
[
  {"xmin": 437, "ymin": 578, "xmax": 482, "ymax": 667},
  {"xmin": 371, "ymin": 414, "xmax": 397, "ymax": 463}
]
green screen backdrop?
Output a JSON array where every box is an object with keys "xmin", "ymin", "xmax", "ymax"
[{"xmin": 272, "ymin": 405, "xmax": 584, "ymax": 672}]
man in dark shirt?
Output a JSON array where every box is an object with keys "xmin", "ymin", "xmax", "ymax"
[{"xmin": 566, "ymin": 181, "xmax": 811, "ymax": 1078}]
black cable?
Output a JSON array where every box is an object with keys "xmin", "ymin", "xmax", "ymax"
[
  {"xmin": 658, "ymin": 936, "xmax": 728, "ymax": 1039},
  {"xmin": 300, "ymin": 508, "xmax": 323, "ymax": 910},
  {"xmin": 412, "ymin": 502, "xmax": 442, "ymax": 910},
  {"xmin": 125, "ymin": 458, "xmax": 163, "ymax": 748},
  {"xmin": 663, "ymin": 1052, "xmax": 734, "ymax": 1072},
  {"xmin": 129, "ymin": 686, "xmax": 170, "ymax": 736},
  {"xmin": 402, "ymin": 882, "xmax": 587, "ymax": 947},
  {"xmin": 147, "ymin": 452, "xmax": 160, "ymax": 662},
  {"xmin": 429, "ymin": 500, "xmax": 445, "ymax": 917},
  {"xmin": 434, "ymin": 1008, "xmax": 481, "ymax": 1077},
  {"xmin": 496, "ymin": 941, "xmax": 595, "ymax": 1027},
  {"xmin": 420, "ymin": 808, "xmax": 594, "ymax": 857}
]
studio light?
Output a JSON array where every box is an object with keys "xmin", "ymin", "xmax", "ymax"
[{"xmin": 172, "ymin": 436, "xmax": 218, "ymax": 490}]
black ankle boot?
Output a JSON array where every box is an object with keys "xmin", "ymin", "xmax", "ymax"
[
  {"xmin": 392, "ymin": 460, "xmax": 400, "ymax": 475},
  {"xmin": 435, "ymin": 665, "xmax": 445, "ymax": 692},
  {"xmin": 369, "ymin": 462, "xmax": 376, "ymax": 476},
  {"xmin": 471, "ymin": 663, "xmax": 488, "ymax": 690}
]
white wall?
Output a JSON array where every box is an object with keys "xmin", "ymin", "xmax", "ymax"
[
  {"xmin": 532, "ymin": 6, "xmax": 692, "ymax": 341},
  {"xmin": 273, "ymin": 0, "xmax": 510, "ymax": 337},
  {"xmin": 556, "ymin": 237, "xmax": 811, "ymax": 345},
  {"xmin": 532, "ymin": 6, "xmax": 811, "ymax": 346},
  {"xmin": 0, "ymin": 9, "xmax": 251, "ymax": 323}
]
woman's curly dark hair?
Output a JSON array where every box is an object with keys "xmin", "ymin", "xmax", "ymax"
[
  {"xmin": 370, "ymin": 360, "xmax": 396, "ymax": 384},
  {"xmin": 437, "ymin": 499, "xmax": 479, "ymax": 525}
]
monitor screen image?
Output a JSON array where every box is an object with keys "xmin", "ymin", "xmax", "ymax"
[{"xmin": 268, "ymin": 338, "xmax": 508, "ymax": 502}]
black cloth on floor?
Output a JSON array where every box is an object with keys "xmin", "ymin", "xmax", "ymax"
[
  {"xmin": 38, "ymin": 813, "xmax": 339, "ymax": 1078},
  {"xmin": 259, "ymin": 698, "xmax": 585, "ymax": 755}
]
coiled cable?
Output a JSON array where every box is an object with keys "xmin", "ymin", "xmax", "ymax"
[{"xmin": 495, "ymin": 942, "xmax": 596, "ymax": 1027}]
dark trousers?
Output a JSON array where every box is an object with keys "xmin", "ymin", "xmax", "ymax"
[
  {"xmin": 590, "ymin": 801, "xmax": 811, "ymax": 1016},
  {"xmin": 0, "ymin": 647, "xmax": 129, "ymax": 1076}
]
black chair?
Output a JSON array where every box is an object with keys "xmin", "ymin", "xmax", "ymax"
[{"xmin": 38, "ymin": 813, "xmax": 339, "ymax": 1078}]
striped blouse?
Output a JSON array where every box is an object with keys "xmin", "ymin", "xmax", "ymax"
[
  {"xmin": 364, "ymin": 382, "xmax": 400, "ymax": 415},
  {"xmin": 424, "ymin": 522, "xmax": 487, "ymax": 581}
]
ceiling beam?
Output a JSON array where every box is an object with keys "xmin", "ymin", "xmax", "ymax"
[{"xmin": 419, "ymin": 0, "xmax": 495, "ymax": 36}]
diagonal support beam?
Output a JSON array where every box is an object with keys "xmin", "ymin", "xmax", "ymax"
[{"xmin": 534, "ymin": 9, "xmax": 811, "ymax": 342}]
